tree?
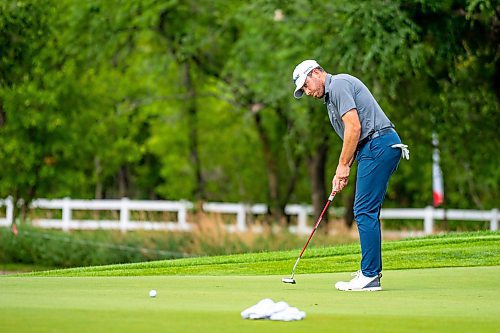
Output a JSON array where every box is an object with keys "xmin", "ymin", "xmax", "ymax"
[
  {"xmin": 0, "ymin": 0, "xmax": 93, "ymax": 219},
  {"xmin": 0, "ymin": 0, "xmax": 497, "ymax": 228}
]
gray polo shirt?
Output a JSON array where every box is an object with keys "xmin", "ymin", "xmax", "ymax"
[{"xmin": 324, "ymin": 73, "xmax": 393, "ymax": 141}]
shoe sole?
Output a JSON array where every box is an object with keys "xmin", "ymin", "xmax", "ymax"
[{"xmin": 335, "ymin": 287, "xmax": 382, "ymax": 292}]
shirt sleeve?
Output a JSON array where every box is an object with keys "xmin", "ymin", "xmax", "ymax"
[{"xmin": 332, "ymin": 79, "xmax": 356, "ymax": 118}]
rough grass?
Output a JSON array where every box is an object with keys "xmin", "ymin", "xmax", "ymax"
[{"xmin": 26, "ymin": 231, "xmax": 500, "ymax": 277}]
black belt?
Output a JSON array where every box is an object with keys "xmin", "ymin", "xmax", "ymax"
[{"xmin": 357, "ymin": 127, "xmax": 395, "ymax": 150}]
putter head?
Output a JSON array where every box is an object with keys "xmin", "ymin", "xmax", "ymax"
[{"xmin": 281, "ymin": 277, "xmax": 296, "ymax": 284}]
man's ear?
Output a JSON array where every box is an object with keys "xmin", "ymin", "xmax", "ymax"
[{"xmin": 311, "ymin": 68, "xmax": 322, "ymax": 78}]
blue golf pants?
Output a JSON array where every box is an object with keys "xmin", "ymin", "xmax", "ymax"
[{"xmin": 354, "ymin": 130, "xmax": 402, "ymax": 277}]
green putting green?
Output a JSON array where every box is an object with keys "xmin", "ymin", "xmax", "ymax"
[{"xmin": 1, "ymin": 266, "xmax": 499, "ymax": 333}]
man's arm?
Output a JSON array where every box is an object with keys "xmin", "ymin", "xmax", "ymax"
[{"xmin": 333, "ymin": 108, "xmax": 361, "ymax": 192}]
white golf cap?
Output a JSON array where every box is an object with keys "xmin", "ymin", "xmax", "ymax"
[{"xmin": 292, "ymin": 59, "xmax": 320, "ymax": 99}]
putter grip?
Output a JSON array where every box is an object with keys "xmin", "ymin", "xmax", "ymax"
[{"xmin": 328, "ymin": 192, "xmax": 336, "ymax": 201}]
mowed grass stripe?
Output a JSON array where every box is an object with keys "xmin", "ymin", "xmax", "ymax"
[
  {"xmin": 1, "ymin": 267, "xmax": 500, "ymax": 333},
  {"xmin": 23, "ymin": 231, "xmax": 500, "ymax": 277}
]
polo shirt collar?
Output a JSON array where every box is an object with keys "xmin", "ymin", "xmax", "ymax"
[{"xmin": 323, "ymin": 73, "xmax": 332, "ymax": 104}]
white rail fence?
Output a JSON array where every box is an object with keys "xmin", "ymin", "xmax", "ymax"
[{"xmin": 0, "ymin": 197, "xmax": 498, "ymax": 235}]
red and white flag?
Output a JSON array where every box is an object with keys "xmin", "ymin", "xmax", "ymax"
[{"xmin": 432, "ymin": 133, "xmax": 444, "ymax": 207}]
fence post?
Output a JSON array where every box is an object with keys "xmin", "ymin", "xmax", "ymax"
[
  {"xmin": 62, "ymin": 197, "xmax": 71, "ymax": 232},
  {"xmin": 120, "ymin": 197, "xmax": 129, "ymax": 233},
  {"xmin": 424, "ymin": 206, "xmax": 434, "ymax": 235},
  {"xmin": 236, "ymin": 204, "xmax": 247, "ymax": 232},
  {"xmin": 178, "ymin": 201, "xmax": 188, "ymax": 230},
  {"xmin": 491, "ymin": 208, "xmax": 498, "ymax": 231},
  {"xmin": 6, "ymin": 196, "xmax": 14, "ymax": 226},
  {"xmin": 297, "ymin": 205, "xmax": 308, "ymax": 234}
]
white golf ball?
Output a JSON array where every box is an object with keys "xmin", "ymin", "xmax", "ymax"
[{"xmin": 149, "ymin": 289, "xmax": 157, "ymax": 298}]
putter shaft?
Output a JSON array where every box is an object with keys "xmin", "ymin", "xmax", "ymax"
[{"xmin": 283, "ymin": 192, "xmax": 336, "ymax": 283}]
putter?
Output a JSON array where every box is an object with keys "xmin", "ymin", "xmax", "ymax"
[{"xmin": 282, "ymin": 191, "xmax": 336, "ymax": 284}]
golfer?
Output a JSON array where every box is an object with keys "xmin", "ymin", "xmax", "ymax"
[{"xmin": 292, "ymin": 60, "xmax": 409, "ymax": 291}]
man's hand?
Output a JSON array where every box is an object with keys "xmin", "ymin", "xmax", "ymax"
[
  {"xmin": 332, "ymin": 163, "xmax": 350, "ymax": 192},
  {"xmin": 332, "ymin": 175, "xmax": 348, "ymax": 192}
]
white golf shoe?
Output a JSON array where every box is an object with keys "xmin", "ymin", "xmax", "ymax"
[{"xmin": 335, "ymin": 270, "xmax": 382, "ymax": 291}]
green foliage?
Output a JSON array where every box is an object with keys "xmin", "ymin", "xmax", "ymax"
[
  {"xmin": 0, "ymin": 0, "xmax": 497, "ymax": 218},
  {"xmin": 0, "ymin": 222, "xmax": 346, "ymax": 268},
  {"xmin": 0, "ymin": 225, "xmax": 189, "ymax": 268}
]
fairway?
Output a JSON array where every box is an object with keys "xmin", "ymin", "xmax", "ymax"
[{"xmin": 1, "ymin": 266, "xmax": 499, "ymax": 333}]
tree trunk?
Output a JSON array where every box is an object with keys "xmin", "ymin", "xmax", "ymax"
[
  {"xmin": 182, "ymin": 61, "xmax": 205, "ymax": 201},
  {"xmin": 282, "ymin": 153, "xmax": 302, "ymax": 214},
  {"xmin": 94, "ymin": 157, "xmax": 103, "ymax": 199},
  {"xmin": 0, "ymin": 102, "xmax": 5, "ymax": 127},
  {"xmin": 308, "ymin": 140, "xmax": 329, "ymax": 229},
  {"xmin": 306, "ymin": 103, "xmax": 331, "ymax": 230},
  {"xmin": 252, "ymin": 110, "xmax": 283, "ymax": 223},
  {"xmin": 274, "ymin": 104, "xmax": 302, "ymax": 222},
  {"xmin": 118, "ymin": 165, "xmax": 129, "ymax": 198},
  {"xmin": 157, "ymin": 7, "xmax": 205, "ymax": 201}
]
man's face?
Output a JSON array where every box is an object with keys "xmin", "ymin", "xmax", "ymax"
[{"xmin": 302, "ymin": 70, "xmax": 325, "ymax": 99}]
